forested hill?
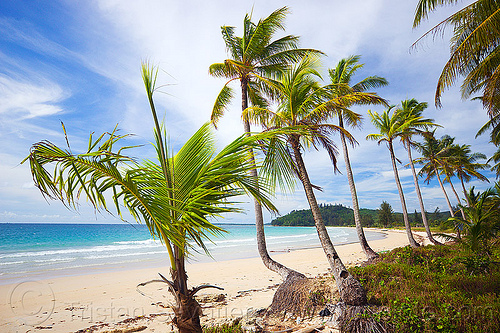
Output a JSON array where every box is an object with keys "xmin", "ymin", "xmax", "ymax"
[{"xmin": 270, "ymin": 203, "xmax": 450, "ymax": 227}]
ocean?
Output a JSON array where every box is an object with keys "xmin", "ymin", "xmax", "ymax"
[{"xmin": 0, "ymin": 223, "xmax": 385, "ymax": 284}]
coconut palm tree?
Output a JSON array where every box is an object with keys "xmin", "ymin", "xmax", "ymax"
[
  {"xmin": 435, "ymin": 137, "xmax": 469, "ymax": 220},
  {"xmin": 413, "ymin": 0, "xmax": 500, "ymax": 116},
  {"xmin": 209, "ymin": 6, "xmax": 318, "ymax": 281},
  {"xmin": 445, "ymin": 187, "xmax": 499, "ymax": 255},
  {"xmin": 414, "ymin": 132, "xmax": 462, "ymax": 238},
  {"xmin": 24, "ymin": 64, "xmax": 279, "ymax": 333},
  {"xmin": 245, "ymin": 55, "xmax": 368, "ymax": 306},
  {"xmin": 396, "ymin": 98, "xmax": 442, "ymax": 245},
  {"xmin": 447, "ymin": 143, "xmax": 490, "ymax": 207},
  {"xmin": 325, "ymin": 55, "xmax": 388, "ymax": 260},
  {"xmin": 367, "ymin": 107, "xmax": 421, "ymax": 247}
]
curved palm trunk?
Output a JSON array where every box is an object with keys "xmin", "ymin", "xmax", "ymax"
[
  {"xmin": 435, "ymin": 168, "xmax": 454, "ymax": 217},
  {"xmin": 339, "ymin": 118, "xmax": 378, "ymax": 260},
  {"xmin": 291, "ymin": 138, "xmax": 367, "ymax": 306},
  {"xmin": 434, "ymin": 167, "xmax": 461, "ymax": 239},
  {"xmin": 459, "ymin": 176, "xmax": 471, "ymax": 207},
  {"xmin": 241, "ymin": 79, "xmax": 305, "ymax": 281},
  {"xmin": 406, "ymin": 146, "xmax": 441, "ymax": 245},
  {"xmin": 448, "ymin": 178, "xmax": 467, "ymax": 220},
  {"xmin": 388, "ymin": 141, "xmax": 420, "ymax": 247}
]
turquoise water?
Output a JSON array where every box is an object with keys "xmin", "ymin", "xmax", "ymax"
[{"xmin": 0, "ymin": 223, "xmax": 385, "ymax": 284}]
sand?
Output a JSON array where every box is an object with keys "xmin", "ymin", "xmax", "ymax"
[{"xmin": 0, "ymin": 228, "xmax": 432, "ymax": 333}]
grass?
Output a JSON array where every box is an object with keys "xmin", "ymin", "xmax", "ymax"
[{"xmin": 350, "ymin": 242, "xmax": 500, "ymax": 332}]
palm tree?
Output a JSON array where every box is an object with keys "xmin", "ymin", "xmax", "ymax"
[
  {"xmin": 245, "ymin": 55, "xmax": 368, "ymax": 306},
  {"xmin": 209, "ymin": 6, "xmax": 317, "ymax": 281},
  {"xmin": 325, "ymin": 55, "xmax": 388, "ymax": 260},
  {"xmin": 24, "ymin": 64, "xmax": 279, "ymax": 333},
  {"xmin": 436, "ymin": 137, "xmax": 469, "ymax": 220},
  {"xmin": 445, "ymin": 187, "xmax": 499, "ymax": 255},
  {"xmin": 477, "ymin": 113, "xmax": 500, "ymax": 177},
  {"xmin": 367, "ymin": 107, "xmax": 421, "ymax": 247},
  {"xmin": 450, "ymin": 143, "xmax": 490, "ymax": 206},
  {"xmin": 413, "ymin": 0, "xmax": 500, "ymax": 116},
  {"xmin": 414, "ymin": 132, "xmax": 461, "ymax": 238},
  {"xmin": 396, "ymin": 98, "xmax": 442, "ymax": 245}
]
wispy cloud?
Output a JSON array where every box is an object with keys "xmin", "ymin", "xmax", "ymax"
[{"xmin": 0, "ymin": 75, "xmax": 67, "ymax": 119}]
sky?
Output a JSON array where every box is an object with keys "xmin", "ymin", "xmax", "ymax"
[{"xmin": 0, "ymin": 0, "xmax": 496, "ymax": 224}]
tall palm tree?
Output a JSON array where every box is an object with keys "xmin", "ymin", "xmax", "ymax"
[
  {"xmin": 209, "ymin": 6, "xmax": 317, "ymax": 281},
  {"xmin": 397, "ymin": 98, "xmax": 442, "ymax": 245},
  {"xmin": 24, "ymin": 64, "xmax": 279, "ymax": 333},
  {"xmin": 477, "ymin": 112, "xmax": 500, "ymax": 177},
  {"xmin": 413, "ymin": 0, "xmax": 500, "ymax": 116},
  {"xmin": 437, "ymin": 137, "xmax": 469, "ymax": 220},
  {"xmin": 325, "ymin": 55, "xmax": 388, "ymax": 260},
  {"xmin": 245, "ymin": 55, "xmax": 368, "ymax": 306},
  {"xmin": 367, "ymin": 107, "xmax": 421, "ymax": 248},
  {"xmin": 451, "ymin": 143, "xmax": 490, "ymax": 206},
  {"xmin": 414, "ymin": 132, "xmax": 462, "ymax": 238}
]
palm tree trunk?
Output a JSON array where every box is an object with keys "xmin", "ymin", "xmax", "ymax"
[
  {"xmin": 241, "ymin": 78, "xmax": 305, "ymax": 281},
  {"xmin": 435, "ymin": 168, "xmax": 454, "ymax": 217},
  {"xmin": 291, "ymin": 138, "xmax": 367, "ymax": 306},
  {"xmin": 449, "ymin": 178, "xmax": 466, "ymax": 220},
  {"xmin": 388, "ymin": 141, "xmax": 420, "ymax": 247},
  {"xmin": 171, "ymin": 246, "xmax": 203, "ymax": 333},
  {"xmin": 406, "ymin": 146, "xmax": 441, "ymax": 245},
  {"xmin": 459, "ymin": 176, "xmax": 471, "ymax": 207},
  {"xmin": 435, "ymin": 167, "xmax": 461, "ymax": 239},
  {"xmin": 339, "ymin": 118, "xmax": 378, "ymax": 260}
]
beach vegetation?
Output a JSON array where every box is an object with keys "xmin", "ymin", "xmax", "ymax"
[
  {"xmin": 24, "ymin": 63, "xmax": 285, "ymax": 333},
  {"xmin": 350, "ymin": 239, "xmax": 500, "ymax": 332}
]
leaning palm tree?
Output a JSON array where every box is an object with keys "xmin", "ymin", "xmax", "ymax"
[
  {"xmin": 24, "ymin": 64, "xmax": 279, "ymax": 333},
  {"xmin": 449, "ymin": 143, "xmax": 490, "ymax": 206},
  {"xmin": 209, "ymin": 6, "xmax": 318, "ymax": 281},
  {"xmin": 245, "ymin": 55, "xmax": 369, "ymax": 307},
  {"xmin": 396, "ymin": 98, "xmax": 442, "ymax": 245},
  {"xmin": 413, "ymin": 0, "xmax": 500, "ymax": 116},
  {"xmin": 436, "ymin": 137, "xmax": 469, "ymax": 220},
  {"xmin": 325, "ymin": 55, "xmax": 388, "ymax": 260},
  {"xmin": 414, "ymin": 132, "xmax": 462, "ymax": 238},
  {"xmin": 367, "ymin": 107, "xmax": 421, "ymax": 247}
]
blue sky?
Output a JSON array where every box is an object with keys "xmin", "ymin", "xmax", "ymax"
[{"xmin": 0, "ymin": 0, "xmax": 495, "ymax": 224}]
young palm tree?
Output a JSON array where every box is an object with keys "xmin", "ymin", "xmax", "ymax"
[
  {"xmin": 367, "ymin": 107, "xmax": 421, "ymax": 247},
  {"xmin": 413, "ymin": 0, "xmax": 500, "ymax": 115},
  {"xmin": 24, "ymin": 64, "xmax": 279, "ymax": 333},
  {"xmin": 325, "ymin": 55, "xmax": 388, "ymax": 260},
  {"xmin": 396, "ymin": 98, "xmax": 442, "ymax": 245},
  {"xmin": 209, "ymin": 6, "xmax": 318, "ymax": 281},
  {"xmin": 445, "ymin": 187, "xmax": 499, "ymax": 255},
  {"xmin": 245, "ymin": 55, "xmax": 368, "ymax": 306}
]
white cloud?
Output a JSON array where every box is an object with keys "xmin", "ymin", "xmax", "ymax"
[{"xmin": 0, "ymin": 75, "xmax": 66, "ymax": 118}]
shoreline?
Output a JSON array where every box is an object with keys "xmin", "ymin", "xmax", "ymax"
[
  {"xmin": 0, "ymin": 228, "xmax": 429, "ymax": 332},
  {"xmin": 0, "ymin": 226, "xmax": 386, "ymax": 286}
]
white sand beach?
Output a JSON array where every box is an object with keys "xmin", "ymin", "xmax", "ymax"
[{"xmin": 0, "ymin": 228, "xmax": 432, "ymax": 333}]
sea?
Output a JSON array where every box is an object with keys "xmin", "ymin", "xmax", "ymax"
[{"xmin": 0, "ymin": 223, "xmax": 385, "ymax": 285}]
